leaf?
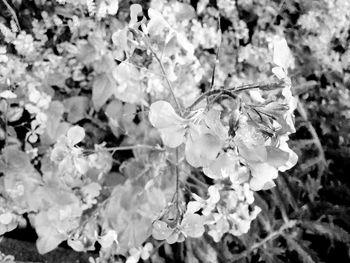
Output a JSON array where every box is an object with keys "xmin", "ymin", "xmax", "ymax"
[
  {"xmin": 301, "ymin": 221, "xmax": 350, "ymax": 244},
  {"xmin": 92, "ymin": 73, "xmax": 114, "ymax": 110},
  {"xmin": 67, "ymin": 125, "xmax": 85, "ymax": 146},
  {"xmin": 285, "ymin": 236, "xmax": 316, "ymax": 263}
]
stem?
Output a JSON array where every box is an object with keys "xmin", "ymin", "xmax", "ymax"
[
  {"xmin": 143, "ymin": 35, "xmax": 183, "ymax": 115},
  {"xmin": 187, "ymin": 173, "xmax": 207, "ymax": 189},
  {"xmin": 84, "ymin": 144, "xmax": 164, "ymax": 155},
  {"xmin": 4, "ymin": 99, "xmax": 8, "ymax": 149},
  {"xmin": 106, "ymin": 144, "xmax": 164, "ymax": 153},
  {"xmin": 1, "ymin": 0, "xmax": 21, "ymax": 31},
  {"xmin": 187, "ymin": 81, "xmax": 283, "ymax": 112},
  {"xmin": 149, "ymin": 240, "xmax": 166, "ymax": 257},
  {"xmin": 175, "ymin": 148, "xmax": 180, "ymax": 210}
]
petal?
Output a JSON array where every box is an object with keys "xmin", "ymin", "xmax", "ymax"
[
  {"xmin": 67, "ymin": 126, "xmax": 85, "ymax": 146},
  {"xmin": 149, "ymin": 101, "xmax": 185, "ymax": 129},
  {"xmin": 272, "ymin": 66, "xmax": 287, "ymax": 79},
  {"xmin": 203, "ymin": 151, "xmax": 239, "ymax": 180},
  {"xmin": 152, "ymin": 220, "xmax": 173, "ymax": 241},
  {"xmin": 185, "ymin": 132, "xmax": 222, "ymax": 168},
  {"xmin": 158, "ymin": 126, "xmax": 186, "ymax": 148},
  {"xmin": 249, "ymin": 163, "xmax": 278, "ymax": 191},
  {"xmin": 180, "ymin": 214, "xmax": 205, "ymax": 238},
  {"xmin": 273, "ymin": 37, "xmax": 294, "ymax": 70},
  {"xmin": 266, "ymin": 146, "xmax": 290, "ymax": 168}
]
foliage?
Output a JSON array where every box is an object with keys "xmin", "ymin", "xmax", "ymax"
[{"xmin": 0, "ymin": 0, "xmax": 349, "ymax": 263}]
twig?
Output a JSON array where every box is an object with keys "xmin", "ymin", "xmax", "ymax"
[
  {"xmin": 230, "ymin": 220, "xmax": 297, "ymax": 262},
  {"xmin": 1, "ymin": 0, "xmax": 21, "ymax": 31}
]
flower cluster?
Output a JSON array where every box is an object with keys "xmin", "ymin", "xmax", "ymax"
[{"xmin": 0, "ymin": 1, "xmax": 301, "ymax": 261}]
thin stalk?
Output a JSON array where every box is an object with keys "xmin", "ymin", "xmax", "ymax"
[
  {"xmin": 143, "ymin": 35, "xmax": 183, "ymax": 115},
  {"xmin": 1, "ymin": 0, "xmax": 21, "ymax": 31},
  {"xmin": 187, "ymin": 81, "xmax": 283, "ymax": 111}
]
